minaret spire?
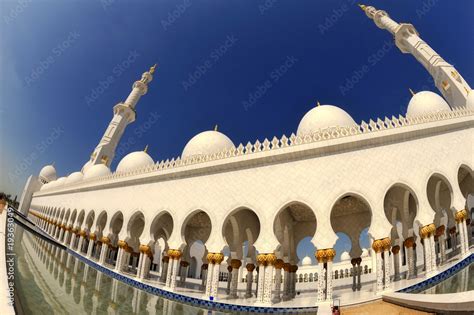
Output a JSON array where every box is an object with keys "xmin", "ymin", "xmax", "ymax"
[
  {"xmin": 88, "ymin": 65, "xmax": 157, "ymax": 168},
  {"xmin": 358, "ymin": 5, "xmax": 471, "ymax": 108}
]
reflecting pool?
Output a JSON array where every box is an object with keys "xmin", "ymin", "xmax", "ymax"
[
  {"xmin": 421, "ymin": 263, "xmax": 473, "ymax": 294},
  {"xmin": 13, "ymin": 226, "xmax": 231, "ymax": 314}
]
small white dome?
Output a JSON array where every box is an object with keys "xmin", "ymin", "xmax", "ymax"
[
  {"xmin": 65, "ymin": 172, "xmax": 83, "ymax": 185},
  {"xmin": 116, "ymin": 151, "xmax": 154, "ymax": 173},
  {"xmin": 465, "ymin": 91, "xmax": 474, "ymax": 109},
  {"xmin": 81, "ymin": 160, "xmax": 93, "ymax": 174},
  {"xmin": 341, "ymin": 251, "xmax": 350, "ymax": 261},
  {"xmin": 39, "ymin": 165, "xmax": 57, "ymax": 183},
  {"xmin": 55, "ymin": 177, "xmax": 67, "ymax": 187},
  {"xmin": 83, "ymin": 164, "xmax": 111, "ymax": 180},
  {"xmin": 361, "ymin": 248, "xmax": 369, "ymax": 258},
  {"xmin": 301, "ymin": 256, "xmax": 312, "ymax": 266},
  {"xmin": 297, "ymin": 105, "xmax": 356, "ymax": 136},
  {"xmin": 182, "ymin": 130, "xmax": 235, "ymax": 159},
  {"xmin": 406, "ymin": 91, "xmax": 451, "ymax": 117}
]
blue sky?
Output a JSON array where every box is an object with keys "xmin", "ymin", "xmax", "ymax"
[{"xmin": 0, "ymin": 1, "xmax": 472, "ymax": 260}]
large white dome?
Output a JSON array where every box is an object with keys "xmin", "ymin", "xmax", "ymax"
[
  {"xmin": 83, "ymin": 164, "xmax": 111, "ymax": 180},
  {"xmin": 182, "ymin": 130, "xmax": 235, "ymax": 159},
  {"xmin": 56, "ymin": 177, "xmax": 67, "ymax": 187},
  {"xmin": 406, "ymin": 91, "xmax": 451, "ymax": 117},
  {"xmin": 301, "ymin": 256, "xmax": 312, "ymax": 266},
  {"xmin": 341, "ymin": 251, "xmax": 350, "ymax": 261},
  {"xmin": 297, "ymin": 105, "xmax": 356, "ymax": 136},
  {"xmin": 65, "ymin": 171, "xmax": 83, "ymax": 185},
  {"xmin": 81, "ymin": 160, "xmax": 93, "ymax": 174},
  {"xmin": 116, "ymin": 151, "xmax": 154, "ymax": 173},
  {"xmin": 39, "ymin": 165, "xmax": 57, "ymax": 183}
]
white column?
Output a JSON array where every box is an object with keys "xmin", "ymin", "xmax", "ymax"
[
  {"xmin": 230, "ymin": 267, "xmax": 239, "ymax": 298},
  {"xmin": 262, "ymin": 264, "xmax": 274, "ymax": 305},
  {"xmin": 256, "ymin": 265, "xmax": 265, "ymax": 303},
  {"xmin": 282, "ymin": 265, "xmax": 290, "ymax": 300},
  {"xmin": 383, "ymin": 250, "xmax": 391, "ymax": 290},
  {"xmin": 375, "ymin": 251, "xmax": 384, "ymax": 293},
  {"xmin": 115, "ymin": 248, "xmax": 124, "ymax": 271},
  {"xmin": 429, "ymin": 235, "xmax": 437, "ymax": 272},
  {"xmin": 439, "ymin": 234, "xmax": 446, "ymax": 264},
  {"xmin": 170, "ymin": 258, "xmax": 179, "ymax": 292},
  {"xmin": 137, "ymin": 252, "xmax": 144, "ymax": 278},
  {"xmin": 461, "ymin": 220, "xmax": 469, "ymax": 254},
  {"xmin": 70, "ymin": 233, "xmax": 77, "ymax": 249},
  {"xmin": 316, "ymin": 262, "xmax": 325, "ymax": 302},
  {"xmin": 165, "ymin": 258, "xmax": 174, "ymax": 288},
  {"xmin": 210, "ymin": 262, "xmax": 220, "ymax": 299},
  {"xmin": 326, "ymin": 261, "xmax": 333, "ymax": 301},
  {"xmin": 87, "ymin": 240, "xmax": 94, "ymax": 258},
  {"xmin": 245, "ymin": 266, "xmax": 254, "ymax": 298},
  {"xmin": 204, "ymin": 264, "xmax": 214, "ymax": 298},
  {"xmin": 273, "ymin": 264, "xmax": 282, "ymax": 302}
]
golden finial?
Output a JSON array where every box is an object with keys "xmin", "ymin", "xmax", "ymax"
[
  {"xmin": 317, "ymin": 101, "xmax": 321, "ymax": 107},
  {"xmin": 144, "ymin": 145, "xmax": 149, "ymax": 153},
  {"xmin": 465, "ymin": 87, "xmax": 470, "ymax": 95},
  {"xmin": 214, "ymin": 124, "xmax": 218, "ymax": 131},
  {"xmin": 409, "ymin": 88, "xmax": 416, "ymax": 96},
  {"xmin": 358, "ymin": 4, "xmax": 367, "ymax": 11},
  {"xmin": 149, "ymin": 64, "xmax": 157, "ymax": 75}
]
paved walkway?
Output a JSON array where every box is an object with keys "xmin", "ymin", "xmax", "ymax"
[{"xmin": 341, "ymin": 300, "xmax": 433, "ymax": 315}]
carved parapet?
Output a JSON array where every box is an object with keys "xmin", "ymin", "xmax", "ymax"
[
  {"xmin": 420, "ymin": 223, "xmax": 436, "ymax": 239},
  {"xmin": 230, "ymin": 259, "xmax": 242, "ymax": 269},
  {"xmin": 246, "ymin": 263, "xmax": 255, "ymax": 272},
  {"xmin": 403, "ymin": 237, "xmax": 415, "ymax": 248},
  {"xmin": 206, "ymin": 252, "xmax": 224, "ymax": 264}
]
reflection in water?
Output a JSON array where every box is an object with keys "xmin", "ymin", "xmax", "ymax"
[
  {"xmin": 422, "ymin": 263, "xmax": 473, "ymax": 294},
  {"xmin": 14, "ymin": 226, "xmax": 230, "ymax": 314}
]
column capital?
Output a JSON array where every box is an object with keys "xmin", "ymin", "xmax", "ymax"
[
  {"xmin": 227, "ymin": 265, "xmax": 233, "ymax": 272},
  {"xmin": 246, "ymin": 263, "xmax": 255, "ymax": 272},
  {"xmin": 206, "ymin": 252, "xmax": 224, "ymax": 264},
  {"xmin": 403, "ymin": 237, "xmax": 415, "ymax": 248},
  {"xmin": 256, "ymin": 253, "xmax": 277, "ymax": 266},
  {"xmin": 436, "ymin": 225, "xmax": 446, "ymax": 237},
  {"xmin": 167, "ymin": 249, "xmax": 182, "ymax": 260},
  {"xmin": 162, "ymin": 256, "xmax": 169, "ymax": 263},
  {"xmin": 180, "ymin": 261, "xmax": 189, "ymax": 267},
  {"xmin": 455, "ymin": 209, "xmax": 468, "ymax": 223},
  {"xmin": 274, "ymin": 259, "xmax": 284, "ymax": 269},
  {"xmin": 230, "ymin": 259, "xmax": 242, "ymax": 269},
  {"xmin": 89, "ymin": 232, "xmax": 96, "ymax": 241},
  {"xmin": 139, "ymin": 244, "xmax": 153, "ymax": 258},
  {"xmin": 101, "ymin": 236, "xmax": 110, "ymax": 244},
  {"xmin": 391, "ymin": 245, "xmax": 400, "ymax": 254},
  {"xmin": 420, "ymin": 223, "xmax": 436, "ymax": 239},
  {"xmin": 315, "ymin": 248, "xmax": 336, "ymax": 263},
  {"xmin": 201, "ymin": 263, "xmax": 208, "ymax": 270},
  {"xmin": 79, "ymin": 230, "xmax": 87, "ymax": 237},
  {"xmin": 372, "ymin": 238, "xmax": 389, "ymax": 253}
]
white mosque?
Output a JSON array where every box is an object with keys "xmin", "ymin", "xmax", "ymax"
[{"xmin": 19, "ymin": 5, "xmax": 473, "ymax": 308}]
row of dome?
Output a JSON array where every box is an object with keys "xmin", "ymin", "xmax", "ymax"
[{"xmin": 38, "ymin": 90, "xmax": 454, "ymax": 189}]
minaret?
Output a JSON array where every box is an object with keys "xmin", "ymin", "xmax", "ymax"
[
  {"xmin": 88, "ymin": 64, "xmax": 157, "ymax": 168},
  {"xmin": 358, "ymin": 4, "xmax": 471, "ymax": 108}
]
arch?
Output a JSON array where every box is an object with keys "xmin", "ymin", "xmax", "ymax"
[
  {"xmin": 75, "ymin": 210, "xmax": 86, "ymax": 228},
  {"xmin": 222, "ymin": 207, "xmax": 261, "ymax": 260},
  {"xmin": 330, "ymin": 193, "xmax": 372, "ymax": 259},
  {"xmin": 94, "ymin": 210, "xmax": 108, "ymax": 234},
  {"xmin": 149, "ymin": 211, "xmax": 174, "ymax": 243},
  {"xmin": 69, "ymin": 209, "xmax": 78, "ymax": 226},
  {"xmin": 426, "ymin": 172, "xmax": 453, "ymax": 212},
  {"xmin": 458, "ymin": 164, "xmax": 474, "ymax": 199},
  {"xmin": 384, "ymin": 183, "xmax": 419, "ymax": 241},
  {"xmin": 181, "ymin": 209, "xmax": 212, "ymax": 246},
  {"xmin": 125, "ymin": 211, "xmax": 146, "ymax": 248},
  {"xmin": 108, "ymin": 211, "xmax": 124, "ymax": 236},
  {"xmin": 274, "ymin": 201, "xmax": 317, "ymax": 264},
  {"xmin": 84, "ymin": 210, "xmax": 96, "ymax": 232}
]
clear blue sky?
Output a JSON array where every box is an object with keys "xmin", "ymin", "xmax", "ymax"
[{"xmin": 1, "ymin": 0, "xmax": 472, "ymax": 260}]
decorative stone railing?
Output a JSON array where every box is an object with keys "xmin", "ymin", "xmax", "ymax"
[{"xmin": 36, "ymin": 108, "xmax": 474, "ymax": 195}]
